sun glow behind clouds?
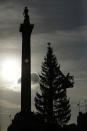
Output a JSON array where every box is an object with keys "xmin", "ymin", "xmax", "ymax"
[{"xmin": 2, "ymin": 59, "xmax": 20, "ymax": 83}]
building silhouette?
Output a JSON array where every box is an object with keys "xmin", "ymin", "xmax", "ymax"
[
  {"xmin": 20, "ymin": 7, "xmax": 34, "ymax": 111},
  {"xmin": 77, "ymin": 112, "xmax": 87, "ymax": 131}
]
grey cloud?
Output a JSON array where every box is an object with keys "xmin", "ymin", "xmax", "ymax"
[
  {"xmin": 55, "ymin": 41, "xmax": 86, "ymax": 61},
  {"xmin": 31, "ymin": 27, "xmax": 87, "ymax": 67},
  {"xmin": 0, "ymin": 88, "xmax": 21, "ymax": 105},
  {"xmin": 0, "ymin": 0, "xmax": 28, "ymax": 5},
  {"xmin": 31, "ymin": 73, "xmax": 39, "ymax": 84},
  {"xmin": 0, "ymin": 0, "xmax": 86, "ymax": 40},
  {"xmin": 18, "ymin": 78, "xmax": 21, "ymax": 84},
  {"xmin": 31, "ymin": 0, "xmax": 85, "ymax": 32},
  {"xmin": 18, "ymin": 73, "xmax": 39, "ymax": 84}
]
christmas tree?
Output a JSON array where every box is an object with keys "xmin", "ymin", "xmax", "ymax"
[{"xmin": 35, "ymin": 43, "xmax": 74, "ymax": 126}]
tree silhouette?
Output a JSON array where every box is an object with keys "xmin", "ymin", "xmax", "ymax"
[
  {"xmin": 35, "ymin": 43, "xmax": 74, "ymax": 126},
  {"xmin": 54, "ymin": 88, "xmax": 71, "ymax": 127}
]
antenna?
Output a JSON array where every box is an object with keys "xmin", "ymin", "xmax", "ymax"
[
  {"xmin": 85, "ymin": 99, "xmax": 87, "ymax": 113},
  {"xmin": 9, "ymin": 114, "xmax": 12, "ymax": 122},
  {"xmin": 77, "ymin": 101, "xmax": 80, "ymax": 113},
  {"xmin": 0, "ymin": 125, "xmax": 1, "ymax": 131}
]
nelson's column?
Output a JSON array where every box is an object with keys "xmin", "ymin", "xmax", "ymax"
[{"xmin": 20, "ymin": 7, "xmax": 34, "ymax": 112}]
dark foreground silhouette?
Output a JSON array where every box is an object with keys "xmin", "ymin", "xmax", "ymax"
[{"xmin": 8, "ymin": 109, "xmax": 83, "ymax": 131}]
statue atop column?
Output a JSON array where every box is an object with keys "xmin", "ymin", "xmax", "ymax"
[{"xmin": 23, "ymin": 7, "xmax": 30, "ymax": 24}]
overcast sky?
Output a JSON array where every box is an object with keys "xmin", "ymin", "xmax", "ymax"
[{"xmin": 0, "ymin": 0, "xmax": 87, "ymax": 130}]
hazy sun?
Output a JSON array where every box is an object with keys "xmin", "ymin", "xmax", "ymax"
[{"xmin": 2, "ymin": 60, "xmax": 20, "ymax": 82}]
